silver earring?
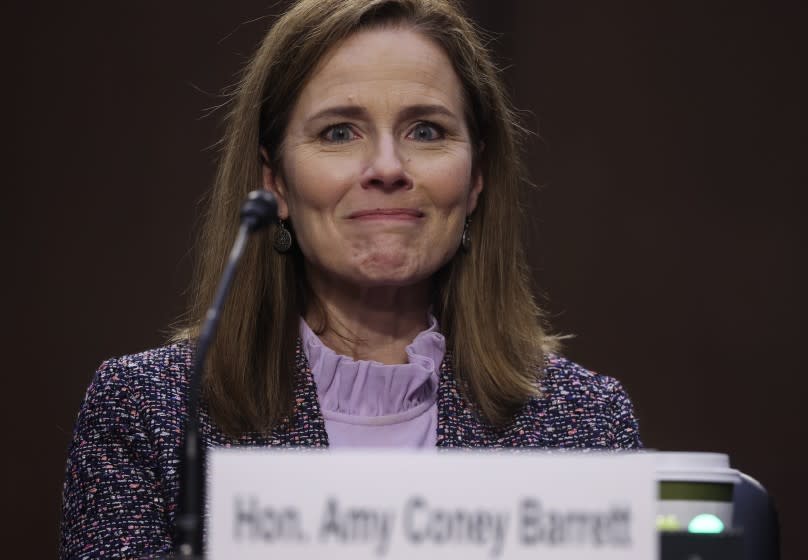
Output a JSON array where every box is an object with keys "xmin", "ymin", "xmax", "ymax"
[
  {"xmin": 273, "ymin": 219, "xmax": 293, "ymax": 253},
  {"xmin": 461, "ymin": 218, "xmax": 471, "ymax": 252}
]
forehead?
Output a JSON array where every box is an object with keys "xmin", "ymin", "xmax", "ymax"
[{"xmin": 292, "ymin": 26, "xmax": 464, "ymax": 115}]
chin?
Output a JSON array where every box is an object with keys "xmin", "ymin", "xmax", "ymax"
[
  {"xmin": 349, "ymin": 258, "xmax": 432, "ymax": 288},
  {"xmin": 332, "ymin": 247, "xmax": 452, "ymax": 288},
  {"xmin": 351, "ymin": 269, "xmax": 425, "ymax": 288}
]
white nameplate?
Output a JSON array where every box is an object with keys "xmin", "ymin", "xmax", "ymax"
[{"xmin": 208, "ymin": 449, "xmax": 656, "ymax": 559}]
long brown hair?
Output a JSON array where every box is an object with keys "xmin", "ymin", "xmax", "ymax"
[{"xmin": 178, "ymin": 0, "xmax": 558, "ymax": 435}]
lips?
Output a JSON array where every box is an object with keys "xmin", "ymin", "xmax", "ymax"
[{"xmin": 348, "ymin": 208, "xmax": 425, "ymax": 219}]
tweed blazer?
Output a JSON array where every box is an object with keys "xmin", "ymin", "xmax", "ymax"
[{"xmin": 60, "ymin": 340, "xmax": 641, "ymax": 559}]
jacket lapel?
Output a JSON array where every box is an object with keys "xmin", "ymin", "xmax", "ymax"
[{"xmin": 436, "ymin": 351, "xmax": 545, "ymax": 448}]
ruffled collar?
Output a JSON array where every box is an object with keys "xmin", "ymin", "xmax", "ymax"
[{"xmin": 300, "ymin": 315, "xmax": 445, "ymax": 418}]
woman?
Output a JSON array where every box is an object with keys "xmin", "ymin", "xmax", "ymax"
[{"xmin": 61, "ymin": 0, "xmax": 641, "ymax": 557}]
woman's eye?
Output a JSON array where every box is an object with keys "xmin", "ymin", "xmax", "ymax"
[
  {"xmin": 322, "ymin": 124, "xmax": 357, "ymax": 143},
  {"xmin": 407, "ymin": 122, "xmax": 443, "ymax": 141}
]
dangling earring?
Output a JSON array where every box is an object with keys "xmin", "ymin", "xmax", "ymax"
[
  {"xmin": 461, "ymin": 217, "xmax": 471, "ymax": 252},
  {"xmin": 273, "ymin": 219, "xmax": 293, "ymax": 253}
]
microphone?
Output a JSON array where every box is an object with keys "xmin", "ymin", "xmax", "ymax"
[
  {"xmin": 174, "ymin": 190, "xmax": 278, "ymax": 558},
  {"xmin": 240, "ymin": 189, "xmax": 279, "ymax": 233}
]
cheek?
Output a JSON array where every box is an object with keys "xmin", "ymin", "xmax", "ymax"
[
  {"xmin": 414, "ymin": 154, "xmax": 475, "ymax": 212},
  {"xmin": 282, "ymin": 151, "xmax": 354, "ymax": 214},
  {"xmin": 279, "ymin": 152, "xmax": 360, "ymax": 268}
]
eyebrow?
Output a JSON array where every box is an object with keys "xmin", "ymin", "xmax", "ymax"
[{"xmin": 306, "ymin": 103, "xmax": 460, "ymax": 123}]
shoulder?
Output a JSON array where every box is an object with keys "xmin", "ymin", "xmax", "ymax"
[
  {"xmin": 521, "ymin": 354, "xmax": 642, "ymax": 448},
  {"xmin": 66, "ymin": 341, "xmax": 195, "ymax": 496},
  {"xmin": 90, "ymin": 341, "xmax": 193, "ymax": 400},
  {"xmin": 62, "ymin": 343, "xmax": 192, "ymax": 558},
  {"xmin": 77, "ymin": 341, "xmax": 194, "ymax": 437},
  {"xmin": 540, "ymin": 354, "xmax": 629, "ymax": 405}
]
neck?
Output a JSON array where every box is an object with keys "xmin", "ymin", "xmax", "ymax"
[{"xmin": 304, "ymin": 271, "xmax": 431, "ymax": 365}]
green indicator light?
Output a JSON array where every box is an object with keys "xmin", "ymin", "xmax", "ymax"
[
  {"xmin": 687, "ymin": 514, "xmax": 725, "ymax": 534},
  {"xmin": 656, "ymin": 514, "xmax": 682, "ymax": 532}
]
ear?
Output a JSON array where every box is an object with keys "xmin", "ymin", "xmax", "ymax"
[
  {"xmin": 466, "ymin": 163, "xmax": 484, "ymax": 215},
  {"xmin": 260, "ymin": 146, "xmax": 290, "ymax": 219},
  {"xmin": 466, "ymin": 141, "xmax": 485, "ymax": 215}
]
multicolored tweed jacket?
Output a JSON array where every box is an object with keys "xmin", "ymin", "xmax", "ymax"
[{"xmin": 60, "ymin": 340, "xmax": 641, "ymax": 559}]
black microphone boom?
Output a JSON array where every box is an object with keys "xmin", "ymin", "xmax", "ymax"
[
  {"xmin": 240, "ymin": 189, "xmax": 279, "ymax": 233},
  {"xmin": 175, "ymin": 190, "xmax": 278, "ymax": 558}
]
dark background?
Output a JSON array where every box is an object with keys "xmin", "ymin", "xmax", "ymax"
[{"xmin": 4, "ymin": 1, "xmax": 805, "ymax": 558}]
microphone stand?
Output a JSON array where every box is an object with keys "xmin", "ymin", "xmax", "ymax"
[{"xmin": 174, "ymin": 190, "xmax": 278, "ymax": 558}]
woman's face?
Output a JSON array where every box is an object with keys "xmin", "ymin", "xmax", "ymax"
[{"xmin": 265, "ymin": 27, "xmax": 482, "ymax": 290}]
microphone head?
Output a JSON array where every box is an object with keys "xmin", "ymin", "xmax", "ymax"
[{"xmin": 240, "ymin": 190, "xmax": 279, "ymax": 232}]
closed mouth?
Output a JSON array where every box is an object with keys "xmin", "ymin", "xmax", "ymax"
[{"xmin": 348, "ymin": 208, "xmax": 425, "ymax": 219}]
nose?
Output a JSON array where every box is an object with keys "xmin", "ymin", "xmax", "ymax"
[{"xmin": 360, "ymin": 134, "xmax": 412, "ymax": 191}]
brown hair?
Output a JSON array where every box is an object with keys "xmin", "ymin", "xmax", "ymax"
[{"xmin": 179, "ymin": 0, "xmax": 558, "ymax": 435}]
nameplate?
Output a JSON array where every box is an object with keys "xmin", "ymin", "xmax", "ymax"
[{"xmin": 208, "ymin": 449, "xmax": 656, "ymax": 559}]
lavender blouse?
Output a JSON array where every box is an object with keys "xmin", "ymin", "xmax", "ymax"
[{"xmin": 299, "ymin": 316, "xmax": 444, "ymax": 448}]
